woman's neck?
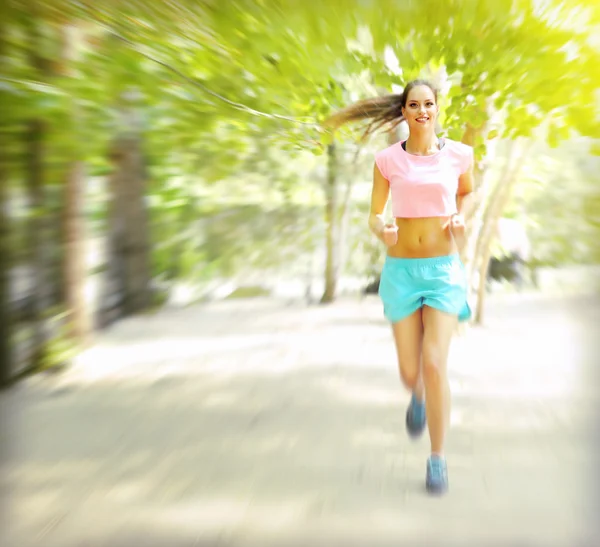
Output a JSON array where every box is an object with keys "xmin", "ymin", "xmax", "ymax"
[{"xmin": 405, "ymin": 132, "xmax": 439, "ymax": 155}]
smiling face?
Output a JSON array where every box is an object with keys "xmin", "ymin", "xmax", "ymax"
[{"xmin": 401, "ymin": 85, "xmax": 439, "ymax": 131}]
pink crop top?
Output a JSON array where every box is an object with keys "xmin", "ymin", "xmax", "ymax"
[{"xmin": 374, "ymin": 138, "xmax": 473, "ymax": 218}]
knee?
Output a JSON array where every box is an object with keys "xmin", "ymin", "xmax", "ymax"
[
  {"xmin": 398, "ymin": 362, "xmax": 419, "ymax": 390},
  {"xmin": 422, "ymin": 351, "xmax": 445, "ymax": 384}
]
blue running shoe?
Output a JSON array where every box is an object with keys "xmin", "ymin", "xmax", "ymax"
[
  {"xmin": 426, "ymin": 455, "xmax": 448, "ymax": 495},
  {"xmin": 405, "ymin": 393, "xmax": 426, "ymax": 438}
]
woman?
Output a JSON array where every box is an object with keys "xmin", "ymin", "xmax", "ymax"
[{"xmin": 327, "ymin": 79, "xmax": 474, "ymax": 494}]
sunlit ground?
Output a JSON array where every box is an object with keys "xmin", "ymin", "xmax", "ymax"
[{"xmin": 2, "ymin": 292, "xmax": 599, "ymax": 546}]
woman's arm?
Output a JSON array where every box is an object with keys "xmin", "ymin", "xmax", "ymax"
[
  {"xmin": 444, "ymin": 161, "xmax": 475, "ymax": 245},
  {"xmin": 456, "ymin": 162, "xmax": 475, "ymax": 219},
  {"xmin": 368, "ymin": 163, "xmax": 390, "ymax": 242}
]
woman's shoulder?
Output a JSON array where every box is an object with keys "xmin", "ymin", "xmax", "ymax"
[
  {"xmin": 375, "ymin": 140, "xmax": 404, "ymax": 158},
  {"xmin": 374, "ymin": 141, "xmax": 405, "ymax": 179},
  {"xmin": 443, "ymin": 138, "xmax": 474, "ymax": 173},
  {"xmin": 443, "ymin": 138, "xmax": 473, "ymax": 156}
]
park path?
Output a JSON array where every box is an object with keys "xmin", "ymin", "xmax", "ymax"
[{"xmin": 2, "ymin": 293, "xmax": 599, "ymax": 546}]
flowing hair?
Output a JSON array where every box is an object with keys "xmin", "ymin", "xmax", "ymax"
[{"xmin": 323, "ymin": 79, "xmax": 439, "ymax": 140}]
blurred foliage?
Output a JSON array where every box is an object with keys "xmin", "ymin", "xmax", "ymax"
[
  {"xmin": 2, "ymin": 0, "xmax": 599, "ymax": 292},
  {"xmin": 507, "ymin": 139, "xmax": 600, "ymax": 266}
]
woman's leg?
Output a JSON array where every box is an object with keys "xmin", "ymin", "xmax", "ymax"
[
  {"xmin": 391, "ymin": 308, "xmax": 426, "ymax": 437},
  {"xmin": 421, "ymin": 305, "xmax": 458, "ymax": 493}
]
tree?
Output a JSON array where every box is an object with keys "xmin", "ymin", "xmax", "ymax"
[
  {"xmin": 24, "ymin": 13, "xmax": 53, "ymax": 367},
  {"xmin": 357, "ymin": 0, "xmax": 599, "ymax": 320},
  {"xmin": 3, "ymin": 0, "xmax": 598, "ymax": 387},
  {"xmin": 0, "ymin": 5, "xmax": 11, "ymax": 386},
  {"xmin": 73, "ymin": 0, "xmax": 600, "ymax": 316}
]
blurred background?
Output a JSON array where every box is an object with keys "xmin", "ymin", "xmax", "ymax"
[
  {"xmin": 1, "ymin": 0, "xmax": 599, "ymax": 379},
  {"xmin": 1, "ymin": 1, "xmax": 599, "ymax": 546}
]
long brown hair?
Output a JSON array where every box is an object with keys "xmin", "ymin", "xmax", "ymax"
[{"xmin": 324, "ymin": 79, "xmax": 439, "ymax": 140}]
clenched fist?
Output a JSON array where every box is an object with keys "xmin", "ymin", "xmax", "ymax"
[
  {"xmin": 443, "ymin": 213, "xmax": 465, "ymax": 237},
  {"xmin": 443, "ymin": 213, "xmax": 466, "ymax": 249},
  {"xmin": 381, "ymin": 223, "xmax": 399, "ymax": 247}
]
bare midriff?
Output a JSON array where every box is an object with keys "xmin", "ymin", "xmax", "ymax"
[{"xmin": 387, "ymin": 216, "xmax": 457, "ymax": 259}]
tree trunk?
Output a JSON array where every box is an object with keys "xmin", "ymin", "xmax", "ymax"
[
  {"xmin": 25, "ymin": 118, "xmax": 51, "ymax": 365},
  {"xmin": 61, "ymin": 23, "xmax": 91, "ymax": 345},
  {"xmin": 469, "ymin": 140, "xmax": 519, "ymax": 282},
  {"xmin": 337, "ymin": 181, "xmax": 353, "ymax": 277},
  {"xmin": 0, "ymin": 10, "xmax": 12, "ymax": 386},
  {"xmin": 48, "ymin": 184, "xmax": 65, "ymax": 307},
  {"xmin": 0, "ymin": 154, "xmax": 10, "ymax": 386},
  {"xmin": 459, "ymin": 124, "xmax": 489, "ymax": 264},
  {"xmin": 101, "ymin": 141, "xmax": 127, "ymax": 325},
  {"xmin": 473, "ymin": 178, "xmax": 516, "ymax": 324},
  {"xmin": 451, "ymin": 114, "xmax": 493, "ymax": 335},
  {"xmin": 122, "ymin": 135, "xmax": 151, "ymax": 314},
  {"xmin": 0, "ymin": 118, "xmax": 10, "ymax": 386},
  {"xmin": 64, "ymin": 160, "xmax": 90, "ymax": 342},
  {"xmin": 24, "ymin": 16, "xmax": 54, "ymax": 366},
  {"xmin": 472, "ymin": 139, "xmax": 532, "ymax": 324},
  {"xmin": 321, "ymin": 142, "xmax": 338, "ymax": 304},
  {"xmin": 338, "ymin": 145, "xmax": 362, "ymax": 275},
  {"xmin": 101, "ymin": 91, "xmax": 151, "ymax": 325},
  {"xmin": 455, "ymin": 110, "xmax": 499, "ymax": 320}
]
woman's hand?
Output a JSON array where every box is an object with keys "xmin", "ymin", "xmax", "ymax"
[
  {"xmin": 381, "ymin": 223, "xmax": 399, "ymax": 247},
  {"xmin": 443, "ymin": 213, "xmax": 465, "ymax": 236},
  {"xmin": 443, "ymin": 213, "xmax": 466, "ymax": 250}
]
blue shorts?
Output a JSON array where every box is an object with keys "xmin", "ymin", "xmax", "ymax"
[{"xmin": 378, "ymin": 254, "xmax": 471, "ymax": 324}]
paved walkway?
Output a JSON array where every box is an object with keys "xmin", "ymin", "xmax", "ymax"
[{"xmin": 1, "ymin": 293, "xmax": 599, "ymax": 546}]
